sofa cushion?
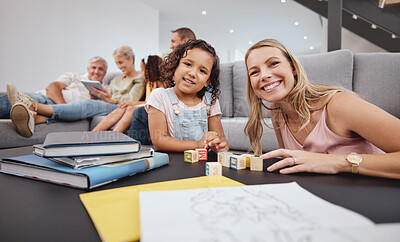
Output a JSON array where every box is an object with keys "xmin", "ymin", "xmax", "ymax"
[
  {"xmin": 353, "ymin": 52, "xmax": 400, "ymax": 118},
  {"xmin": 219, "ymin": 63, "xmax": 234, "ymax": 117},
  {"xmin": 0, "ymin": 119, "xmax": 90, "ymax": 149},
  {"xmin": 297, "ymin": 49, "xmax": 353, "ymax": 90}
]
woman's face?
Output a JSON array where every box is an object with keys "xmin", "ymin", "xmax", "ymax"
[
  {"xmin": 246, "ymin": 46, "xmax": 296, "ymax": 103},
  {"xmin": 114, "ymin": 56, "xmax": 134, "ymax": 76}
]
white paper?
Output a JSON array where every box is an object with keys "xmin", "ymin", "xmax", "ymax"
[{"xmin": 139, "ymin": 182, "xmax": 399, "ymax": 242}]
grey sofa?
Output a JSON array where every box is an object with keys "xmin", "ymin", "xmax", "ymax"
[{"xmin": 1, "ymin": 50, "xmax": 399, "ymax": 152}]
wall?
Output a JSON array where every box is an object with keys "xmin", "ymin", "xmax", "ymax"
[
  {"xmin": 321, "ymin": 18, "xmax": 386, "ymax": 53},
  {"xmin": 0, "ymin": 0, "xmax": 159, "ymax": 92}
]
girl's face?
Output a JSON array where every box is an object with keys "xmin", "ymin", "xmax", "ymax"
[
  {"xmin": 114, "ymin": 56, "xmax": 134, "ymax": 76},
  {"xmin": 246, "ymin": 46, "xmax": 296, "ymax": 103},
  {"xmin": 173, "ymin": 48, "xmax": 213, "ymax": 96}
]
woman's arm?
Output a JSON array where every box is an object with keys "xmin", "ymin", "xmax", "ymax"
[
  {"xmin": 148, "ymin": 106, "xmax": 204, "ymax": 152},
  {"xmin": 263, "ymin": 92, "xmax": 400, "ymax": 179}
]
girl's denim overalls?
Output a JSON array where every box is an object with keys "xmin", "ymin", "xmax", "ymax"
[{"xmin": 166, "ymin": 88, "xmax": 211, "ymax": 141}]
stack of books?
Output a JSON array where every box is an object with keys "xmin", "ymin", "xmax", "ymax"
[{"xmin": 0, "ymin": 131, "xmax": 169, "ymax": 189}]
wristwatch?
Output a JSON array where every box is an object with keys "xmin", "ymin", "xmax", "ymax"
[{"xmin": 346, "ymin": 152, "xmax": 363, "ymax": 174}]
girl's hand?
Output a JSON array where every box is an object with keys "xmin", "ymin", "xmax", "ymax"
[
  {"xmin": 118, "ymin": 101, "xmax": 138, "ymax": 108},
  {"xmin": 261, "ymin": 148, "xmax": 347, "ymax": 175},
  {"xmin": 199, "ymin": 131, "xmax": 229, "ymax": 153}
]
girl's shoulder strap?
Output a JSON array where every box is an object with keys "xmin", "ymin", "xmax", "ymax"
[
  {"xmin": 204, "ymin": 91, "xmax": 212, "ymax": 105},
  {"xmin": 165, "ymin": 88, "xmax": 178, "ymax": 105}
]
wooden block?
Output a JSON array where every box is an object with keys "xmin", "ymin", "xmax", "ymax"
[
  {"xmin": 205, "ymin": 162, "xmax": 222, "ymax": 176},
  {"xmin": 230, "ymin": 155, "xmax": 246, "ymax": 170},
  {"xmin": 250, "ymin": 156, "xmax": 263, "ymax": 171},
  {"xmin": 196, "ymin": 148, "xmax": 208, "ymax": 161},
  {"xmin": 218, "ymin": 152, "xmax": 233, "ymax": 167},
  {"xmin": 184, "ymin": 150, "xmax": 198, "ymax": 163},
  {"xmin": 241, "ymin": 154, "xmax": 254, "ymax": 168}
]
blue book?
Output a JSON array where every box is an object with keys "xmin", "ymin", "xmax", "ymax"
[{"xmin": 0, "ymin": 152, "xmax": 169, "ymax": 190}]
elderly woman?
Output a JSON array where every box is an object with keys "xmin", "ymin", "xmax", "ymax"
[{"xmin": 8, "ymin": 45, "xmax": 145, "ymax": 137}]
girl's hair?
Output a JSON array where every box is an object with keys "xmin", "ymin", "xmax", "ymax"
[
  {"xmin": 141, "ymin": 55, "xmax": 163, "ymax": 84},
  {"xmin": 112, "ymin": 45, "xmax": 135, "ymax": 62},
  {"xmin": 244, "ymin": 39, "xmax": 344, "ymax": 155},
  {"xmin": 160, "ymin": 39, "xmax": 221, "ymax": 105}
]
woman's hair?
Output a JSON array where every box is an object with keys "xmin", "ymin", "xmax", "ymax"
[
  {"xmin": 244, "ymin": 39, "xmax": 343, "ymax": 155},
  {"xmin": 160, "ymin": 39, "xmax": 221, "ymax": 105},
  {"xmin": 142, "ymin": 55, "xmax": 163, "ymax": 84},
  {"xmin": 112, "ymin": 45, "xmax": 135, "ymax": 62}
]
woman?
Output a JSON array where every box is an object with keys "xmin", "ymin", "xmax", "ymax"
[
  {"xmin": 9, "ymin": 45, "xmax": 145, "ymax": 137},
  {"xmin": 245, "ymin": 39, "xmax": 400, "ymax": 179},
  {"xmin": 92, "ymin": 55, "xmax": 165, "ymax": 134}
]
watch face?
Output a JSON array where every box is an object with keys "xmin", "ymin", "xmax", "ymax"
[{"xmin": 348, "ymin": 154, "xmax": 362, "ymax": 164}]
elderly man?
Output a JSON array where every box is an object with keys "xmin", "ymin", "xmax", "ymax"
[
  {"xmin": 0, "ymin": 56, "xmax": 108, "ymax": 118},
  {"xmin": 170, "ymin": 27, "xmax": 196, "ymax": 50}
]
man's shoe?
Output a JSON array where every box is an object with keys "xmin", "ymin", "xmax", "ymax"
[
  {"xmin": 10, "ymin": 102, "xmax": 36, "ymax": 137},
  {"xmin": 7, "ymin": 83, "xmax": 38, "ymax": 111}
]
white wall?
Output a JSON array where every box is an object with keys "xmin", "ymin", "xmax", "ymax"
[{"xmin": 0, "ymin": 0, "xmax": 159, "ymax": 92}]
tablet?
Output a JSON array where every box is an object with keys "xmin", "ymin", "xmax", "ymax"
[{"xmin": 81, "ymin": 80, "xmax": 104, "ymax": 99}]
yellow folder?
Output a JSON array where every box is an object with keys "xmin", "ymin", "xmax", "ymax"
[{"xmin": 80, "ymin": 175, "xmax": 244, "ymax": 242}]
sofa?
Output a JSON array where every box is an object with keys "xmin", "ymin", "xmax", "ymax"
[{"xmin": 1, "ymin": 49, "xmax": 400, "ymax": 152}]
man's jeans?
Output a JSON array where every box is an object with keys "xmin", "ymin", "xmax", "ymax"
[{"xmin": 0, "ymin": 93, "xmax": 54, "ymax": 118}]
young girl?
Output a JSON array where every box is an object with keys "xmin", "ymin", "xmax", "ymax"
[
  {"xmin": 245, "ymin": 39, "xmax": 400, "ymax": 179},
  {"xmin": 92, "ymin": 55, "xmax": 165, "ymax": 133},
  {"xmin": 146, "ymin": 39, "xmax": 228, "ymax": 152}
]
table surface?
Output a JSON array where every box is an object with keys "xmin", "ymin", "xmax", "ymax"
[{"xmin": 1, "ymin": 146, "xmax": 399, "ymax": 242}]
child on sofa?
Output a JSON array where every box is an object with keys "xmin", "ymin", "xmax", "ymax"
[
  {"xmin": 245, "ymin": 39, "xmax": 400, "ymax": 179},
  {"xmin": 146, "ymin": 39, "xmax": 229, "ymax": 152},
  {"xmin": 92, "ymin": 55, "xmax": 166, "ymax": 133}
]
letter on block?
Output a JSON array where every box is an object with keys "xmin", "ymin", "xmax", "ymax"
[
  {"xmin": 196, "ymin": 148, "xmax": 208, "ymax": 161},
  {"xmin": 241, "ymin": 154, "xmax": 254, "ymax": 168},
  {"xmin": 250, "ymin": 156, "xmax": 263, "ymax": 171},
  {"xmin": 205, "ymin": 162, "xmax": 222, "ymax": 176},
  {"xmin": 184, "ymin": 150, "xmax": 199, "ymax": 163},
  {"xmin": 218, "ymin": 152, "xmax": 233, "ymax": 167},
  {"xmin": 230, "ymin": 155, "xmax": 246, "ymax": 170}
]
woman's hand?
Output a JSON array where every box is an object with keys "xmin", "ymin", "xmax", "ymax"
[
  {"xmin": 198, "ymin": 131, "xmax": 229, "ymax": 153},
  {"xmin": 89, "ymin": 86, "xmax": 114, "ymax": 103},
  {"xmin": 261, "ymin": 148, "xmax": 348, "ymax": 175}
]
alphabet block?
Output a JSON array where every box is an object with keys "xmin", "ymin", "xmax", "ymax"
[
  {"xmin": 230, "ymin": 155, "xmax": 246, "ymax": 170},
  {"xmin": 241, "ymin": 154, "xmax": 254, "ymax": 168},
  {"xmin": 196, "ymin": 148, "xmax": 208, "ymax": 161},
  {"xmin": 250, "ymin": 156, "xmax": 263, "ymax": 171},
  {"xmin": 217, "ymin": 152, "xmax": 233, "ymax": 167},
  {"xmin": 184, "ymin": 150, "xmax": 198, "ymax": 163},
  {"xmin": 205, "ymin": 162, "xmax": 222, "ymax": 176}
]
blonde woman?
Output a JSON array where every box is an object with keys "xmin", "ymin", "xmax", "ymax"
[{"xmin": 245, "ymin": 39, "xmax": 400, "ymax": 179}]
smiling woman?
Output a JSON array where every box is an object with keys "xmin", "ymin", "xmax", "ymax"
[{"xmin": 244, "ymin": 38, "xmax": 400, "ymax": 180}]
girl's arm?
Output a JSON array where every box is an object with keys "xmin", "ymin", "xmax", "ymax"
[
  {"xmin": 205, "ymin": 115, "xmax": 229, "ymax": 152},
  {"xmin": 148, "ymin": 106, "xmax": 205, "ymax": 152},
  {"xmin": 263, "ymin": 92, "xmax": 400, "ymax": 179}
]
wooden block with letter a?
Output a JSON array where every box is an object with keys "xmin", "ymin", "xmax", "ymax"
[
  {"xmin": 184, "ymin": 150, "xmax": 198, "ymax": 163},
  {"xmin": 196, "ymin": 148, "xmax": 208, "ymax": 161},
  {"xmin": 250, "ymin": 156, "xmax": 263, "ymax": 171},
  {"xmin": 205, "ymin": 162, "xmax": 222, "ymax": 176},
  {"xmin": 230, "ymin": 155, "xmax": 246, "ymax": 170}
]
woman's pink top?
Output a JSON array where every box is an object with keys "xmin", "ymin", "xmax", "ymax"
[{"xmin": 279, "ymin": 107, "xmax": 385, "ymax": 154}]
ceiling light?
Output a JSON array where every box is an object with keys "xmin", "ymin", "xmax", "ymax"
[
  {"xmin": 371, "ymin": 24, "xmax": 377, "ymax": 29},
  {"xmin": 303, "ymin": 36, "xmax": 308, "ymax": 40},
  {"xmin": 352, "ymin": 14, "xmax": 358, "ymax": 20},
  {"xmin": 309, "ymin": 46, "xmax": 314, "ymax": 50},
  {"xmin": 392, "ymin": 34, "xmax": 397, "ymax": 39},
  {"xmin": 229, "ymin": 29, "xmax": 234, "ymax": 34},
  {"xmin": 281, "ymin": 0, "xmax": 286, "ymax": 3},
  {"xmin": 201, "ymin": 10, "xmax": 207, "ymax": 15},
  {"xmin": 294, "ymin": 21, "xmax": 299, "ymax": 26},
  {"xmin": 248, "ymin": 41, "xmax": 253, "ymax": 45}
]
